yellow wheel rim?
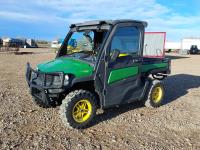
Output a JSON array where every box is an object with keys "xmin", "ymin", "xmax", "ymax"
[
  {"xmin": 72, "ymin": 99, "xmax": 92, "ymax": 123},
  {"xmin": 151, "ymin": 86, "xmax": 163, "ymax": 103}
]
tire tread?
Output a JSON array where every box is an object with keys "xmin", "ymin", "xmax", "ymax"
[{"xmin": 60, "ymin": 89, "xmax": 96, "ymax": 129}]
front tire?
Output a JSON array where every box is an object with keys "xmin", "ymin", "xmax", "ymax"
[
  {"xmin": 60, "ymin": 90, "xmax": 97, "ymax": 129},
  {"xmin": 144, "ymin": 80, "xmax": 165, "ymax": 108}
]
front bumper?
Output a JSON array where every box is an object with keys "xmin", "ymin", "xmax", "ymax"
[{"xmin": 26, "ymin": 63, "xmax": 65, "ymax": 106}]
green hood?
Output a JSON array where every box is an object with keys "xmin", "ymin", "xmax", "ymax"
[{"xmin": 37, "ymin": 57, "xmax": 94, "ymax": 78}]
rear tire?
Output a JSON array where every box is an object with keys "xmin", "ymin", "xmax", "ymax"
[
  {"xmin": 144, "ymin": 80, "xmax": 165, "ymax": 108},
  {"xmin": 60, "ymin": 90, "xmax": 97, "ymax": 129}
]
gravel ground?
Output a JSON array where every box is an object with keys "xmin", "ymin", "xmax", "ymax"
[{"xmin": 0, "ymin": 49, "xmax": 200, "ymax": 150}]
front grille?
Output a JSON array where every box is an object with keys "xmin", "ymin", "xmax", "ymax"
[{"xmin": 26, "ymin": 64, "xmax": 64, "ymax": 88}]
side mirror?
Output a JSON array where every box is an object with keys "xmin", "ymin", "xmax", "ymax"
[{"xmin": 110, "ymin": 49, "xmax": 120, "ymax": 63}]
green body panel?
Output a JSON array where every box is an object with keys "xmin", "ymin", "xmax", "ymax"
[
  {"xmin": 37, "ymin": 57, "xmax": 94, "ymax": 78},
  {"xmin": 37, "ymin": 56, "xmax": 167, "ymax": 83},
  {"xmin": 141, "ymin": 63, "xmax": 168, "ymax": 73},
  {"xmin": 108, "ymin": 66, "xmax": 139, "ymax": 84},
  {"xmin": 108, "ymin": 63, "xmax": 167, "ymax": 84}
]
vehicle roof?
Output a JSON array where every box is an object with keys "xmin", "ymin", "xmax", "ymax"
[{"xmin": 70, "ymin": 19, "xmax": 148, "ymax": 28}]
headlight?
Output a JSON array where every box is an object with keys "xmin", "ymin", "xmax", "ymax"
[
  {"xmin": 45, "ymin": 74, "xmax": 69, "ymax": 87},
  {"xmin": 46, "ymin": 75, "xmax": 62, "ymax": 86},
  {"xmin": 52, "ymin": 75, "xmax": 62, "ymax": 86},
  {"xmin": 64, "ymin": 74, "xmax": 69, "ymax": 86}
]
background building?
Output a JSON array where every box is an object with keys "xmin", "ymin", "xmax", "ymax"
[{"xmin": 2, "ymin": 37, "xmax": 37, "ymax": 48}]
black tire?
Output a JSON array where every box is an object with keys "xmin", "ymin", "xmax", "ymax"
[
  {"xmin": 144, "ymin": 80, "xmax": 165, "ymax": 108},
  {"xmin": 60, "ymin": 90, "xmax": 97, "ymax": 129}
]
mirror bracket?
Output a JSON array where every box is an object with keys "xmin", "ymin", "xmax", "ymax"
[{"xmin": 110, "ymin": 49, "xmax": 120, "ymax": 63}]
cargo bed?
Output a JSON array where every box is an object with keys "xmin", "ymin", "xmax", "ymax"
[{"xmin": 141, "ymin": 57, "xmax": 170, "ymax": 75}]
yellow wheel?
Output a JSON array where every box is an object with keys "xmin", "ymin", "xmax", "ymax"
[
  {"xmin": 144, "ymin": 80, "xmax": 165, "ymax": 108},
  {"xmin": 151, "ymin": 87, "xmax": 163, "ymax": 103},
  {"xmin": 72, "ymin": 99, "xmax": 92, "ymax": 123},
  {"xmin": 60, "ymin": 90, "xmax": 97, "ymax": 129}
]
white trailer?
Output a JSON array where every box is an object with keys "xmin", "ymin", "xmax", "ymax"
[
  {"xmin": 181, "ymin": 38, "xmax": 200, "ymax": 50},
  {"xmin": 180, "ymin": 38, "xmax": 200, "ymax": 54},
  {"xmin": 143, "ymin": 32, "xmax": 166, "ymax": 58},
  {"xmin": 165, "ymin": 42, "xmax": 181, "ymax": 51},
  {"xmin": 51, "ymin": 40, "xmax": 62, "ymax": 48}
]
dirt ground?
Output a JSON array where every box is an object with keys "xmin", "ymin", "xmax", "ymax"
[{"xmin": 0, "ymin": 48, "xmax": 199, "ymax": 150}]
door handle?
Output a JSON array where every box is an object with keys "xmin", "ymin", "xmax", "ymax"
[
  {"xmin": 133, "ymin": 59, "xmax": 139, "ymax": 63},
  {"xmin": 133, "ymin": 58, "xmax": 142, "ymax": 63}
]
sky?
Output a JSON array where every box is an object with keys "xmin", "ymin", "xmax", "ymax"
[{"xmin": 0, "ymin": 0, "xmax": 199, "ymax": 42}]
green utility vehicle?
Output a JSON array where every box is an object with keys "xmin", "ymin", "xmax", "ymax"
[{"xmin": 26, "ymin": 20, "xmax": 171, "ymax": 129}]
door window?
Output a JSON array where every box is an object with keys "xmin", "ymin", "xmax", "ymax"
[{"xmin": 110, "ymin": 26, "xmax": 140, "ymax": 56}]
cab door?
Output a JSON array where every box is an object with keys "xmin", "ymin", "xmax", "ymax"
[{"xmin": 103, "ymin": 23, "xmax": 144, "ymax": 107}]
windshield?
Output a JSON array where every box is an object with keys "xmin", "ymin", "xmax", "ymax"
[
  {"xmin": 68, "ymin": 31, "xmax": 94, "ymax": 54},
  {"xmin": 59, "ymin": 29, "xmax": 108, "ymax": 64}
]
